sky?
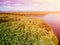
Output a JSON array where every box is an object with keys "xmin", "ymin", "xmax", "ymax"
[{"xmin": 0, "ymin": 0, "xmax": 60, "ymax": 11}]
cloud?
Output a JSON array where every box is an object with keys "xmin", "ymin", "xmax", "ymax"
[
  {"xmin": 0, "ymin": 0, "xmax": 60, "ymax": 11},
  {"xmin": 13, "ymin": 3, "xmax": 22, "ymax": 6}
]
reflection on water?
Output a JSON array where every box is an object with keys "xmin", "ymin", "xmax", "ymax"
[{"xmin": 41, "ymin": 14, "xmax": 60, "ymax": 45}]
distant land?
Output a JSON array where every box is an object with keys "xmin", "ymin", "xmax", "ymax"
[{"xmin": 0, "ymin": 11, "xmax": 60, "ymax": 16}]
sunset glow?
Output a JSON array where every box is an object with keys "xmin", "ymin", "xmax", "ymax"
[{"xmin": 0, "ymin": 0, "xmax": 60, "ymax": 11}]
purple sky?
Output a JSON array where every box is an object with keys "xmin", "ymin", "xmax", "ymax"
[
  {"xmin": 0, "ymin": 0, "xmax": 60, "ymax": 11},
  {"xmin": 0, "ymin": 0, "xmax": 33, "ymax": 5}
]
